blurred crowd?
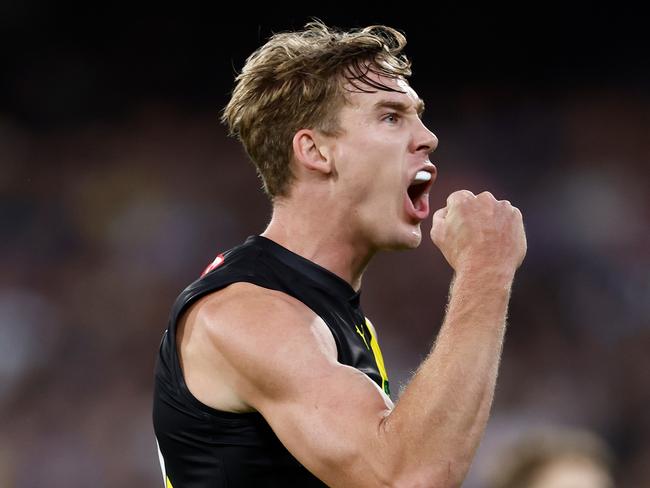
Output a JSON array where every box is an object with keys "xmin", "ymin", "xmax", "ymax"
[{"xmin": 1, "ymin": 85, "xmax": 648, "ymax": 486}]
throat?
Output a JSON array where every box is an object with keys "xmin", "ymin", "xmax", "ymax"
[{"xmin": 408, "ymin": 182, "xmax": 427, "ymax": 206}]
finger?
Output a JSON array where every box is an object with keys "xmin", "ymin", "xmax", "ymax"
[
  {"xmin": 477, "ymin": 191, "xmax": 496, "ymax": 201},
  {"xmin": 447, "ymin": 190, "xmax": 475, "ymax": 206},
  {"xmin": 430, "ymin": 206, "xmax": 447, "ymax": 242},
  {"xmin": 432, "ymin": 206, "xmax": 448, "ymax": 221}
]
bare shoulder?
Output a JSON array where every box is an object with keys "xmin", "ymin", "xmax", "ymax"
[
  {"xmin": 179, "ymin": 282, "xmax": 338, "ymax": 405},
  {"xmin": 184, "ymin": 283, "xmax": 337, "ymax": 397},
  {"xmin": 199, "ymin": 281, "xmax": 315, "ymax": 325},
  {"xmin": 195, "ymin": 282, "xmax": 337, "ymax": 358}
]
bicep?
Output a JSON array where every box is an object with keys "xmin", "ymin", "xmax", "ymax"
[
  {"xmin": 203, "ymin": 288, "xmax": 394, "ymax": 486},
  {"xmin": 257, "ymin": 349, "xmax": 394, "ymax": 485}
]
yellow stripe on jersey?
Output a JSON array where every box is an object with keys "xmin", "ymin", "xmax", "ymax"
[
  {"xmin": 166, "ymin": 476, "xmax": 173, "ymax": 488},
  {"xmin": 365, "ymin": 317, "xmax": 390, "ymax": 395},
  {"xmin": 355, "ymin": 324, "xmax": 370, "ymax": 349}
]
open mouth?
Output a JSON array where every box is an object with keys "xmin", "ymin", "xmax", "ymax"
[
  {"xmin": 408, "ymin": 179, "xmax": 430, "ymax": 204},
  {"xmin": 405, "ymin": 170, "xmax": 433, "ymax": 220}
]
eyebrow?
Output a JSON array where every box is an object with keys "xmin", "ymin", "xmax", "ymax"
[{"xmin": 372, "ymin": 98, "xmax": 425, "ymax": 117}]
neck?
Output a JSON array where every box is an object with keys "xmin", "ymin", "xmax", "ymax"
[{"xmin": 261, "ymin": 195, "xmax": 375, "ymax": 291}]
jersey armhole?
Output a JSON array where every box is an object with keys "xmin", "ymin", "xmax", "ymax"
[{"xmin": 167, "ymin": 277, "xmax": 344, "ymax": 419}]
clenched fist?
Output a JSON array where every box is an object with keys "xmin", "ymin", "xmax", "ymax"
[{"xmin": 430, "ymin": 190, "xmax": 527, "ymax": 276}]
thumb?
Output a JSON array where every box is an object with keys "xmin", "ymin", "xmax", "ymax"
[{"xmin": 430, "ymin": 206, "xmax": 447, "ymax": 244}]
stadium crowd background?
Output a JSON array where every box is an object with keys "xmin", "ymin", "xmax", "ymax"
[{"xmin": 1, "ymin": 7, "xmax": 648, "ymax": 487}]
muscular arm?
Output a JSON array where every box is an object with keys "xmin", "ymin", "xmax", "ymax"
[
  {"xmin": 379, "ymin": 266, "xmax": 513, "ymax": 485},
  {"xmin": 182, "ymin": 190, "xmax": 526, "ymax": 487}
]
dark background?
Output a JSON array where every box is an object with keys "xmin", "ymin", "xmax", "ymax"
[
  {"xmin": 3, "ymin": 6, "xmax": 648, "ymax": 131},
  {"xmin": 1, "ymin": 6, "xmax": 648, "ymax": 487}
]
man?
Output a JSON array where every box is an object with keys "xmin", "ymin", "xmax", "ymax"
[{"xmin": 153, "ymin": 21, "xmax": 526, "ymax": 487}]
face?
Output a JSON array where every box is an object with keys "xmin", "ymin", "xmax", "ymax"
[{"xmin": 326, "ymin": 73, "xmax": 438, "ymax": 250}]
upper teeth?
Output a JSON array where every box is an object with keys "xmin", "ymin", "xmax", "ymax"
[{"xmin": 414, "ymin": 170, "xmax": 431, "ymax": 183}]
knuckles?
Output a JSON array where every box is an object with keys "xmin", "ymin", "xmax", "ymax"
[
  {"xmin": 441, "ymin": 191, "xmax": 524, "ymax": 224},
  {"xmin": 447, "ymin": 189, "xmax": 475, "ymax": 206},
  {"xmin": 477, "ymin": 191, "xmax": 495, "ymax": 201}
]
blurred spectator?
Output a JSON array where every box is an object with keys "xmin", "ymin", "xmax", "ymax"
[{"xmin": 486, "ymin": 427, "xmax": 614, "ymax": 488}]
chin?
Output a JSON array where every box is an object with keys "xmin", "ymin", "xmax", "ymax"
[
  {"xmin": 382, "ymin": 224, "xmax": 423, "ymax": 251},
  {"xmin": 403, "ymin": 226, "xmax": 423, "ymax": 249}
]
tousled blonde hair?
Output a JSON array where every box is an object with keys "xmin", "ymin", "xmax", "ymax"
[{"xmin": 222, "ymin": 20, "xmax": 411, "ymax": 199}]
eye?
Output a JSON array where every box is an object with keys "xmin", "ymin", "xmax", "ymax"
[{"xmin": 382, "ymin": 112, "xmax": 400, "ymax": 124}]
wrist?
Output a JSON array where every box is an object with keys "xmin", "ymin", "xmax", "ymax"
[{"xmin": 454, "ymin": 261, "xmax": 516, "ymax": 289}]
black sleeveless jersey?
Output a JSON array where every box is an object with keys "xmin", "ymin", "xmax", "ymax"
[{"xmin": 153, "ymin": 235, "xmax": 390, "ymax": 487}]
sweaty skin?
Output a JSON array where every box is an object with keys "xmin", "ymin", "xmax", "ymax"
[{"xmin": 177, "ymin": 73, "xmax": 527, "ymax": 487}]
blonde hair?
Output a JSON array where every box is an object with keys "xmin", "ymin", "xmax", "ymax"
[{"xmin": 221, "ymin": 20, "xmax": 411, "ymax": 199}]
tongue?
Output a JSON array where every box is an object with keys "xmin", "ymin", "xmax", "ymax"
[{"xmin": 404, "ymin": 190, "xmax": 430, "ymax": 221}]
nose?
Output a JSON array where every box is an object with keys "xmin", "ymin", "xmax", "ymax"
[{"xmin": 412, "ymin": 119, "xmax": 438, "ymax": 155}]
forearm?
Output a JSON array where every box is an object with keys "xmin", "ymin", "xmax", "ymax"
[{"xmin": 380, "ymin": 267, "xmax": 513, "ymax": 486}]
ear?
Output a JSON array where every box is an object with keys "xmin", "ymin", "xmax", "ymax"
[{"xmin": 292, "ymin": 129, "xmax": 333, "ymax": 175}]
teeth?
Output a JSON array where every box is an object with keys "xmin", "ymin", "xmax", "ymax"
[{"xmin": 413, "ymin": 170, "xmax": 431, "ymax": 183}]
